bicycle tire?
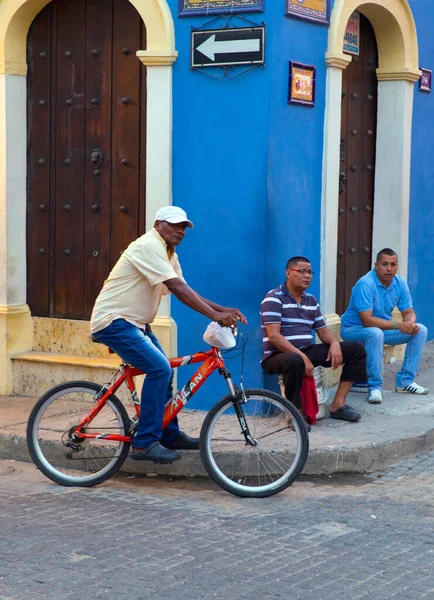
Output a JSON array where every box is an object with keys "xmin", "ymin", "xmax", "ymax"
[
  {"xmin": 200, "ymin": 388, "xmax": 309, "ymax": 498},
  {"xmin": 26, "ymin": 381, "xmax": 131, "ymax": 487}
]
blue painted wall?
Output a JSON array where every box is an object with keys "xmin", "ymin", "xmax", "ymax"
[
  {"xmin": 265, "ymin": 11, "xmax": 328, "ymax": 297},
  {"xmin": 407, "ymin": 0, "xmax": 434, "ymax": 337},
  {"xmin": 167, "ymin": 1, "xmax": 329, "ymax": 408},
  {"xmin": 162, "ymin": 0, "xmax": 434, "ymax": 410}
]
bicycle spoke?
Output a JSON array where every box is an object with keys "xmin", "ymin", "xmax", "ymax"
[
  {"xmin": 27, "ymin": 383, "xmax": 130, "ymax": 487},
  {"xmin": 201, "ymin": 389, "xmax": 308, "ymax": 497},
  {"xmin": 255, "ymin": 426, "xmax": 290, "ymax": 441}
]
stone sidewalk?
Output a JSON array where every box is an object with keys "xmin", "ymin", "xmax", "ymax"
[{"xmin": 1, "ymin": 342, "xmax": 434, "ymax": 477}]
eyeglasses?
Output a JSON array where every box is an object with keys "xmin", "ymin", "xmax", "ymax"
[{"xmin": 288, "ymin": 269, "xmax": 314, "ymax": 276}]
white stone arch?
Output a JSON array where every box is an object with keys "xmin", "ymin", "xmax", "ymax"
[
  {"xmin": 0, "ymin": 0, "xmax": 176, "ymax": 74},
  {"xmin": 321, "ymin": 0, "xmax": 420, "ymax": 323},
  {"xmin": 0, "ymin": 0, "xmax": 177, "ymax": 393}
]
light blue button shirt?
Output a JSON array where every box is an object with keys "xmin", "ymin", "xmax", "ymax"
[{"xmin": 341, "ymin": 269, "xmax": 412, "ymax": 327}]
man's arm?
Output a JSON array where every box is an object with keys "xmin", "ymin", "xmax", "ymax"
[
  {"xmin": 196, "ymin": 293, "xmax": 247, "ymax": 324},
  {"xmin": 359, "ymin": 309, "xmax": 419, "ymax": 334},
  {"xmin": 354, "ymin": 277, "xmax": 418, "ymax": 334},
  {"xmin": 164, "ymin": 278, "xmax": 245, "ymax": 327},
  {"xmin": 401, "ymin": 307, "xmax": 417, "ymax": 323},
  {"xmin": 316, "ymin": 327, "xmax": 338, "ymax": 346},
  {"xmin": 316, "ymin": 327, "xmax": 343, "ymax": 369},
  {"xmin": 400, "ymin": 308, "xmax": 419, "ymax": 333},
  {"xmin": 265, "ymin": 323, "xmax": 315, "ymax": 377}
]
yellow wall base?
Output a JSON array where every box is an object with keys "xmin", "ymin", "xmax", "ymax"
[
  {"xmin": 321, "ymin": 314, "xmax": 343, "ymax": 388},
  {"xmin": 9, "ymin": 314, "xmax": 177, "ymax": 398},
  {"xmin": 0, "ymin": 304, "xmax": 33, "ymax": 395},
  {"xmin": 31, "ymin": 315, "xmax": 177, "ymax": 358},
  {"xmin": 151, "ymin": 315, "xmax": 178, "ymax": 358}
]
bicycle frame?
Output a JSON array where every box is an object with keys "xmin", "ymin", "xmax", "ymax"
[{"xmin": 73, "ymin": 347, "xmax": 233, "ymax": 443}]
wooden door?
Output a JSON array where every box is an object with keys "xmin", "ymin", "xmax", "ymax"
[
  {"xmin": 336, "ymin": 14, "xmax": 378, "ymax": 316},
  {"xmin": 27, "ymin": 0, "xmax": 147, "ymax": 320}
]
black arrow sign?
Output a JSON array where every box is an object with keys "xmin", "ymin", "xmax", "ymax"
[{"xmin": 191, "ymin": 26, "xmax": 265, "ymax": 68}]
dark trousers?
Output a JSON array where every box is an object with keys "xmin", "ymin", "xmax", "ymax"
[{"xmin": 262, "ymin": 342, "xmax": 366, "ymax": 409}]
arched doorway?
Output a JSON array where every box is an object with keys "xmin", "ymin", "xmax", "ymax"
[
  {"xmin": 336, "ymin": 13, "xmax": 378, "ymax": 315},
  {"xmin": 0, "ymin": 0, "xmax": 177, "ymax": 394},
  {"xmin": 26, "ymin": 0, "xmax": 147, "ymax": 320},
  {"xmin": 321, "ymin": 0, "xmax": 420, "ymax": 324}
]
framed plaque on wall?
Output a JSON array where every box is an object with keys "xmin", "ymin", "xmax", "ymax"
[
  {"xmin": 285, "ymin": 0, "xmax": 329, "ymax": 25},
  {"xmin": 179, "ymin": 0, "xmax": 264, "ymax": 17},
  {"xmin": 288, "ymin": 61, "xmax": 316, "ymax": 107}
]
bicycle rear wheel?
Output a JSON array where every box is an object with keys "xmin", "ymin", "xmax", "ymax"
[
  {"xmin": 26, "ymin": 381, "xmax": 131, "ymax": 487},
  {"xmin": 200, "ymin": 388, "xmax": 309, "ymax": 498}
]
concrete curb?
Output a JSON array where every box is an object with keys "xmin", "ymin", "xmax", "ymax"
[
  {"xmin": 3, "ymin": 427, "xmax": 434, "ymax": 479},
  {"xmin": 304, "ymin": 428, "xmax": 434, "ymax": 475}
]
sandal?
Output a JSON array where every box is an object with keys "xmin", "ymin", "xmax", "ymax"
[{"xmin": 329, "ymin": 405, "xmax": 361, "ymax": 422}]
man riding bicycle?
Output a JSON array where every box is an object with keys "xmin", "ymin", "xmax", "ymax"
[{"xmin": 90, "ymin": 206, "xmax": 247, "ymax": 464}]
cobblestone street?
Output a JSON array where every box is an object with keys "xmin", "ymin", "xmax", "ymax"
[{"xmin": 2, "ymin": 453, "xmax": 434, "ymax": 600}]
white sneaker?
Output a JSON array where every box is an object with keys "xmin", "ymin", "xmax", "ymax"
[
  {"xmin": 351, "ymin": 382, "xmax": 369, "ymax": 393},
  {"xmin": 395, "ymin": 382, "xmax": 429, "ymax": 395},
  {"xmin": 367, "ymin": 389, "xmax": 383, "ymax": 404}
]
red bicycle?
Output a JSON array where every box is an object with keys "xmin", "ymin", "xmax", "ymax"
[{"xmin": 26, "ymin": 331, "xmax": 309, "ymax": 498}]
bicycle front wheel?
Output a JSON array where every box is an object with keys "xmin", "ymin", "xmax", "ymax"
[
  {"xmin": 26, "ymin": 381, "xmax": 131, "ymax": 487},
  {"xmin": 200, "ymin": 388, "xmax": 309, "ymax": 498}
]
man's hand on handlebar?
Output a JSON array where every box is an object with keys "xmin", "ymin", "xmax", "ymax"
[
  {"xmin": 216, "ymin": 308, "xmax": 248, "ymax": 327},
  {"xmin": 231, "ymin": 308, "xmax": 247, "ymax": 325}
]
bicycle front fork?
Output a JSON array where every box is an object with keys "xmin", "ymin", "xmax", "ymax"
[{"xmin": 220, "ymin": 368, "xmax": 258, "ymax": 447}]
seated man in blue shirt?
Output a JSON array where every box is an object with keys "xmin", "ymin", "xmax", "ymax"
[
  {"xmin": 261, "ymin": 256, "xmax": 366, "ymax": 422},
  {"xmin": 340, "ymin": 248, "xmax": 428, "ymax": 404}
]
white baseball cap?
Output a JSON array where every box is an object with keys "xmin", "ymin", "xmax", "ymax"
[{"xmin": 154, "ymin": 206, "xmax": 194, "ymax": 228}]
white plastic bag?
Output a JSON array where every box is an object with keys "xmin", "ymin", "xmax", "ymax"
[{"xmin": 203, "ymin": 322, "xmax": 237, "ymax": 349}]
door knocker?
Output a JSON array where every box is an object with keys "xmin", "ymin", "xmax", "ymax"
[{"xmin": 90, "ymin": 149, "xmax": 103, "ymax": 170}]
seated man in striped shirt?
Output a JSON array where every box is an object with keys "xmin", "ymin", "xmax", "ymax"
[{"xmin": 261, "ymin": 256, "xmax": 366, "ymax": 422}]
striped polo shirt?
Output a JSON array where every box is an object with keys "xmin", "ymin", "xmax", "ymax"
[{"xmin": 260, "ymin": 283, "xmax": 327, "ymax": 360}]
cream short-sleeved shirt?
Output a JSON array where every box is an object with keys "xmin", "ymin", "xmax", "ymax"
[{"xmin": 90, "ymin": 228, "xmax": 184, "ymax": 334}]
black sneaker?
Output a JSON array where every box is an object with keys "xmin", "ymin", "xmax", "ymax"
[
  {"xmin": 130, "ymin": 442, "xmax": 181, "ymax": 463},
  {"xmin": 162, "ymin": 431, "xmax": 200, "ymax": 450}
]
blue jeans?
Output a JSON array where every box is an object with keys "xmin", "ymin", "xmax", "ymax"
[
  {"xmin": 340, "ymin": 323, "xmax": 428, "ymax": 391},
  {"xmin": 91, "ymin": 318, "xmax": 179, "ymax": 448}
]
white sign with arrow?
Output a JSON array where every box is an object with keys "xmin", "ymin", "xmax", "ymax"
[
  {"xmin": 191, "ymin": 26, "xmax": 265, "ymax": 68},
  {"xmin": 196, "ymin": 35, "xmax": 261, "ymax": 61}
]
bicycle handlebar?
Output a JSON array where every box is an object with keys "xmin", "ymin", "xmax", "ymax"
[{"xmin": 217, "ymin": 321, "xmax": 237, "ymax": 330}]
